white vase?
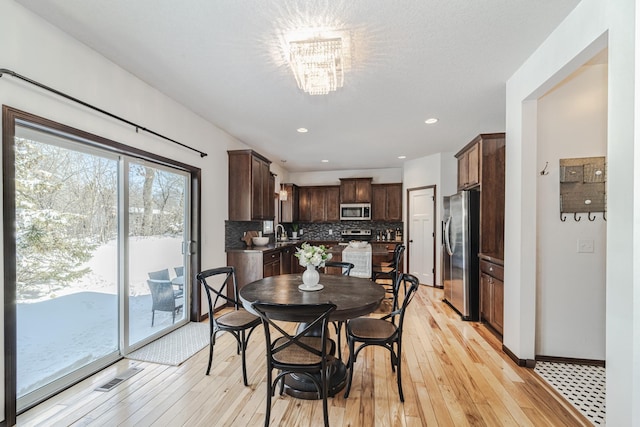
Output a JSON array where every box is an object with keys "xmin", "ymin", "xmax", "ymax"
[
  {"xmin": 302, "ymin": 264, "xmax": 320, "ymax": 287},
  {"xmin": 292, "ymin": 231, "xmax": 298, "ymax": 239}
]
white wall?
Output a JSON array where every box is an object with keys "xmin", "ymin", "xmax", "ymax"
[
  {"xmin": 403, "ymin": 152, "xmax": 457, "ymax": 286},
  {"xmin": 536, "ymin": 63, "xmax": 607, "ymax": 360},
  {"xmin": 0, "ymin": 1, "xmax": 253, "ymax": 421},
  {"xmin": 505, "ymin": 0, "xmax": 637, "ymax": 424},
  {"xmin": 288, "ymin": 168, "xmax": 402, "ymax": 186}
]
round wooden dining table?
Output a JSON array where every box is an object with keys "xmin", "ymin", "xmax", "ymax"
[{"xmin": 239, "ymin": 273, "xmax": 385, "ymax": 399}]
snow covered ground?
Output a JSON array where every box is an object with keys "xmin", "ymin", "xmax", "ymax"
[{"xmin": 17, "ymin": 236, "xmax": 184, "ymax": 397}]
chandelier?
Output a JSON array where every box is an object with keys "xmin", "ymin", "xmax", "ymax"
[{"xmin": 289, "ymin": 37, "xmax": 344, "ymax": 95}]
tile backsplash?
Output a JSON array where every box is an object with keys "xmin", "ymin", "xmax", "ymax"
[{"xmin": 226, "ymin": 220, "xmax": 404, "ymax": 249}]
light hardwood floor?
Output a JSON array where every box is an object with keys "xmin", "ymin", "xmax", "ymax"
[{"xmin": 18, "ymin": 286, "xmax": 591, "ymax": 426}]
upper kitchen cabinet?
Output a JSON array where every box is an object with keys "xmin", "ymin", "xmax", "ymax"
[
  {"xmin": 340, "ymin": 178, "xmax": 372, "ymax": 203},
  {"xmin": 299, "ymin": 185, "xmax": 340, "ymax": 222},
  {"xmin": 456, "ymin": 142, "xmax": 480, "ymax": 189},
  {"xmin": 228, "ymin": 149, "xmax": 275, "ymax": 221},
  {"xmin": 455, "ymin": 133, "xmax": 504, "ymax": 192},
  {"xmin": 279, "ymin": 183, "xmax": 299, "ymax": 223},
  {"xmin": 372, "ymin": 183, "xmax": 403, "ymax": 221}
]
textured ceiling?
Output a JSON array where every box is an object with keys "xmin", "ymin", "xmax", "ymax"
[{"xmin": 16, "ymin": 0, "xmax": 581, "ymax": 172}]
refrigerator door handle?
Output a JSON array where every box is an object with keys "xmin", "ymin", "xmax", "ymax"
[{"xmin": 444, "ymin": 217, "xmax": 453, "ymax": 256}]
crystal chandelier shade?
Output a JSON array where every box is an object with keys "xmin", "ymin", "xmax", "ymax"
[{"xmin": 289, "ymin": 37, "xmax": 344, "ymax": 95}]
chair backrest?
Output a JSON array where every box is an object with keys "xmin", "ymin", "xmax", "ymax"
[
  {"xmin": 251, "ymin": 302, "xmax": 336, "ymax": 366},
  {"xmin": 147, "ymin": 279, "xmax": 177, "ymax": 311},
  {"xmin": 174, "ymin": 266, "xmax": 184, "ymax": 277},
  {"xmin": 148, "ymin": 269, "xmax": 170, "ymax": 281},
  {"xmin": 197, "ymin": 266, "xmax": 239, "ymax": 319},
  {"xmin": 384, "ymin": 273, "xmax": 419, "ymax": 330},
  {"xmin": 324, "ymin": 261, "xmax": 355, "ymax": 276},
  {"xmin": 391, "ymin": 244, "xmax": 405, "ymax": 270}
]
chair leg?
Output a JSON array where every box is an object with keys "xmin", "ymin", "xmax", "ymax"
[
  {"xmin": 240, "ymin": 330, "xmax": 249, "ymax": 386},
  {"xmin": 344, "ymin": 336, "xmax": 356, "ymax": 398},
  {"xmin": 322, "ymin": 365, "xmax": 330, "ymax": 427},
  {"xmin": 397, "ymin": 339, "xmax": 404, "ymax": 402},
  {"xmin": 265, "ymin": 368, "xmax": 273, "ymax": 427},
  {"xmin": 206, "ymin": 332, "xmax": 216, "ymax": 375},
  {"xmin": 335, "ymin": 321, "xmax": 343, "ymax": 360},
  {"xmin": 151, "ymin": 310, "xmax": 155, "ymax": 327}
]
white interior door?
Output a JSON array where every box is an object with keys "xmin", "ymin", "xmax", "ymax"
[{"xmin": 408, "ymin": 187, "xmax": 435, "ymax": 285}]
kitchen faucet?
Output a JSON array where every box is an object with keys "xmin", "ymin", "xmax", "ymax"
[{"xmin": 276, "ymin": 224, "xmax": 286, "ymax": 241}]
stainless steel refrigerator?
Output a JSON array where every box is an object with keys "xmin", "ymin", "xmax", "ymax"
[{"xmin": 442, "ymin": 190, "xmax": 480, "ymax": 320}]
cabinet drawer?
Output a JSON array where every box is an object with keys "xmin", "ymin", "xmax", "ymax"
[
  {"xmin": 480, "ymin": 260, "xmax": 503, "ymax": 281},
  {"xmin": 263, "ymin": 250, "xmax": 280, "ymax": 264}
]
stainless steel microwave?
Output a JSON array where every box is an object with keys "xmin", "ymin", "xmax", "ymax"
[{"xmin": 340, "ymin": 203, "xmax": 371, "ymax": 221}]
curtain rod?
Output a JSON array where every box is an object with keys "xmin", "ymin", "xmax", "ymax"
[{"xmin": 0, "ymin": 68, "xmax": 208, "ymax": 158}]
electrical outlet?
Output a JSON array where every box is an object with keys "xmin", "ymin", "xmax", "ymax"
[
  {"xmin": 577, "ymin": 239, "xmax": 594, "ymax": 253},
  {"xmin": 300, "ymin": 229, "xmax": 304, "ymax": 235},
  {"xmin": 328, "ymin": 229, "xmax": 333, "ymax": 235}
]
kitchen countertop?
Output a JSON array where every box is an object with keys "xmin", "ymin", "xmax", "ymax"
[{"xmin": 226, "ymin": 240, "xmax": 401, "ymax": 254}]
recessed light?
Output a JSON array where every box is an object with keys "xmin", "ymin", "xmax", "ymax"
[
  {"xmin": 297, "ymin": 127, "xmax": 308, "ymax": 133},
  {"xmin": 425, "ymin": 118, "xmax": 438, "ymax": 124},
  {"xmin": 398, "ymin": 155, "xmax": 406, "ymax": 159},
  {"xmin": 321, "ymin": 159, "xmax": 329, "ymax": 163}
]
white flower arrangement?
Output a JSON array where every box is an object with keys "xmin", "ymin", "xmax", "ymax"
[{"xmin": 295, "ymin": 242, "xmax": 332, "ymax": 267}]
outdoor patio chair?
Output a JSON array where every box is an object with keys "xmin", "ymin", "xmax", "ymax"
[
  {"xmin": 149, "ymin": 268, "xmax": 183, "ymax": 297},
  {"xmin": 197, "ymin": 266, "xmax": 261, "ymax": 386},
  {"xmin": 146, "ymin": 279, "xmax": 183, "ymax": 327},
  {"xmin": 252, "ymin": 301, "xmax": 337, "ymax": 427},
  {"xmin": 344, "ymin": 273, "xmax": 419, "ymax": 402}
]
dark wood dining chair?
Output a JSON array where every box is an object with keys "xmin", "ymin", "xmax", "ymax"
[
  {"xmin": 371, "ymin": 244, "xmax": 405, "ymax": 310},
  {"xmin": 322, "ymin": 261, "xmax": 354, "ymax": 360},
  {"xmin": 197, "ymin": 266, "xmax": 261, "ymax": 386},
  {"xmin": 252, "ymin": 301, "xmax": 337, "ymax": 427},
  {"xmin": 344, "ymin": 273, "xmax": 420, "ymax": 402}
]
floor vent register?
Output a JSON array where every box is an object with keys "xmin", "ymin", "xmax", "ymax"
[{"xmin": 95, "ymin": 366, "xmax": 143, "ymax": 392}]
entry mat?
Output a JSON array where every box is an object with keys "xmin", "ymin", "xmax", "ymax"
[
  {"xmin": 127, "ymin": 322, "xmax": 209, "ymax": 366},
  {"xmin": 534, "ymin": 361, "xmax": 606, "ymax": 426}
]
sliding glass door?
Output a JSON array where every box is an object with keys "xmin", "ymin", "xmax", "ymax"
[
  {"xmin": 126, "ymin": 161, "xmax": 189, "ymax": 348},
  {"xmin": 12, "ymin": 120, "xmax": 192, "ymax": 411}
]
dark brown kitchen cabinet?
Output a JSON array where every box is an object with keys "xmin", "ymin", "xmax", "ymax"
[
  {"xmin": 298, "ymin": 185, "xmax": 340, "ymax": 222},
  {"xmin": 263, "ymin": 249, "xmax": 281, "ymax": 278},
  {"xmin": 280, "ymin": 245, "xmax": 297, "ymax": 274},
  {"xmin": 457, "ymin": 143, "xmax": 480, "ymax": 190},
  {"xmin": 480, "ymin": 260, "xmax": 504, "ymax": 336},
  {"xmin": 325, "ymin": 186, "xmax": 340, "ymax": 221},
  {"xmin": 279, "ymin": 183, "xmax": 299, "ymax": 223},
  {"xmin": 372, "ymin": 183, "xmax": 402, "ymax": 221},
  {"xmin": 340, "ymin": 178, "xmax": 372, "ymax": 203},
  {"xmin": 228, "ymin": 149, "xmax": 274, "ymax": 221},
  {"xmin": 456, "ymin": 133, "xmax": 505, "ymax": 258}
]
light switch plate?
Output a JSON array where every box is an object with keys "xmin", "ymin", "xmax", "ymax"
[{"xmin": 577, "ymin": 239, "xmax": 594, "ymax": 253}]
